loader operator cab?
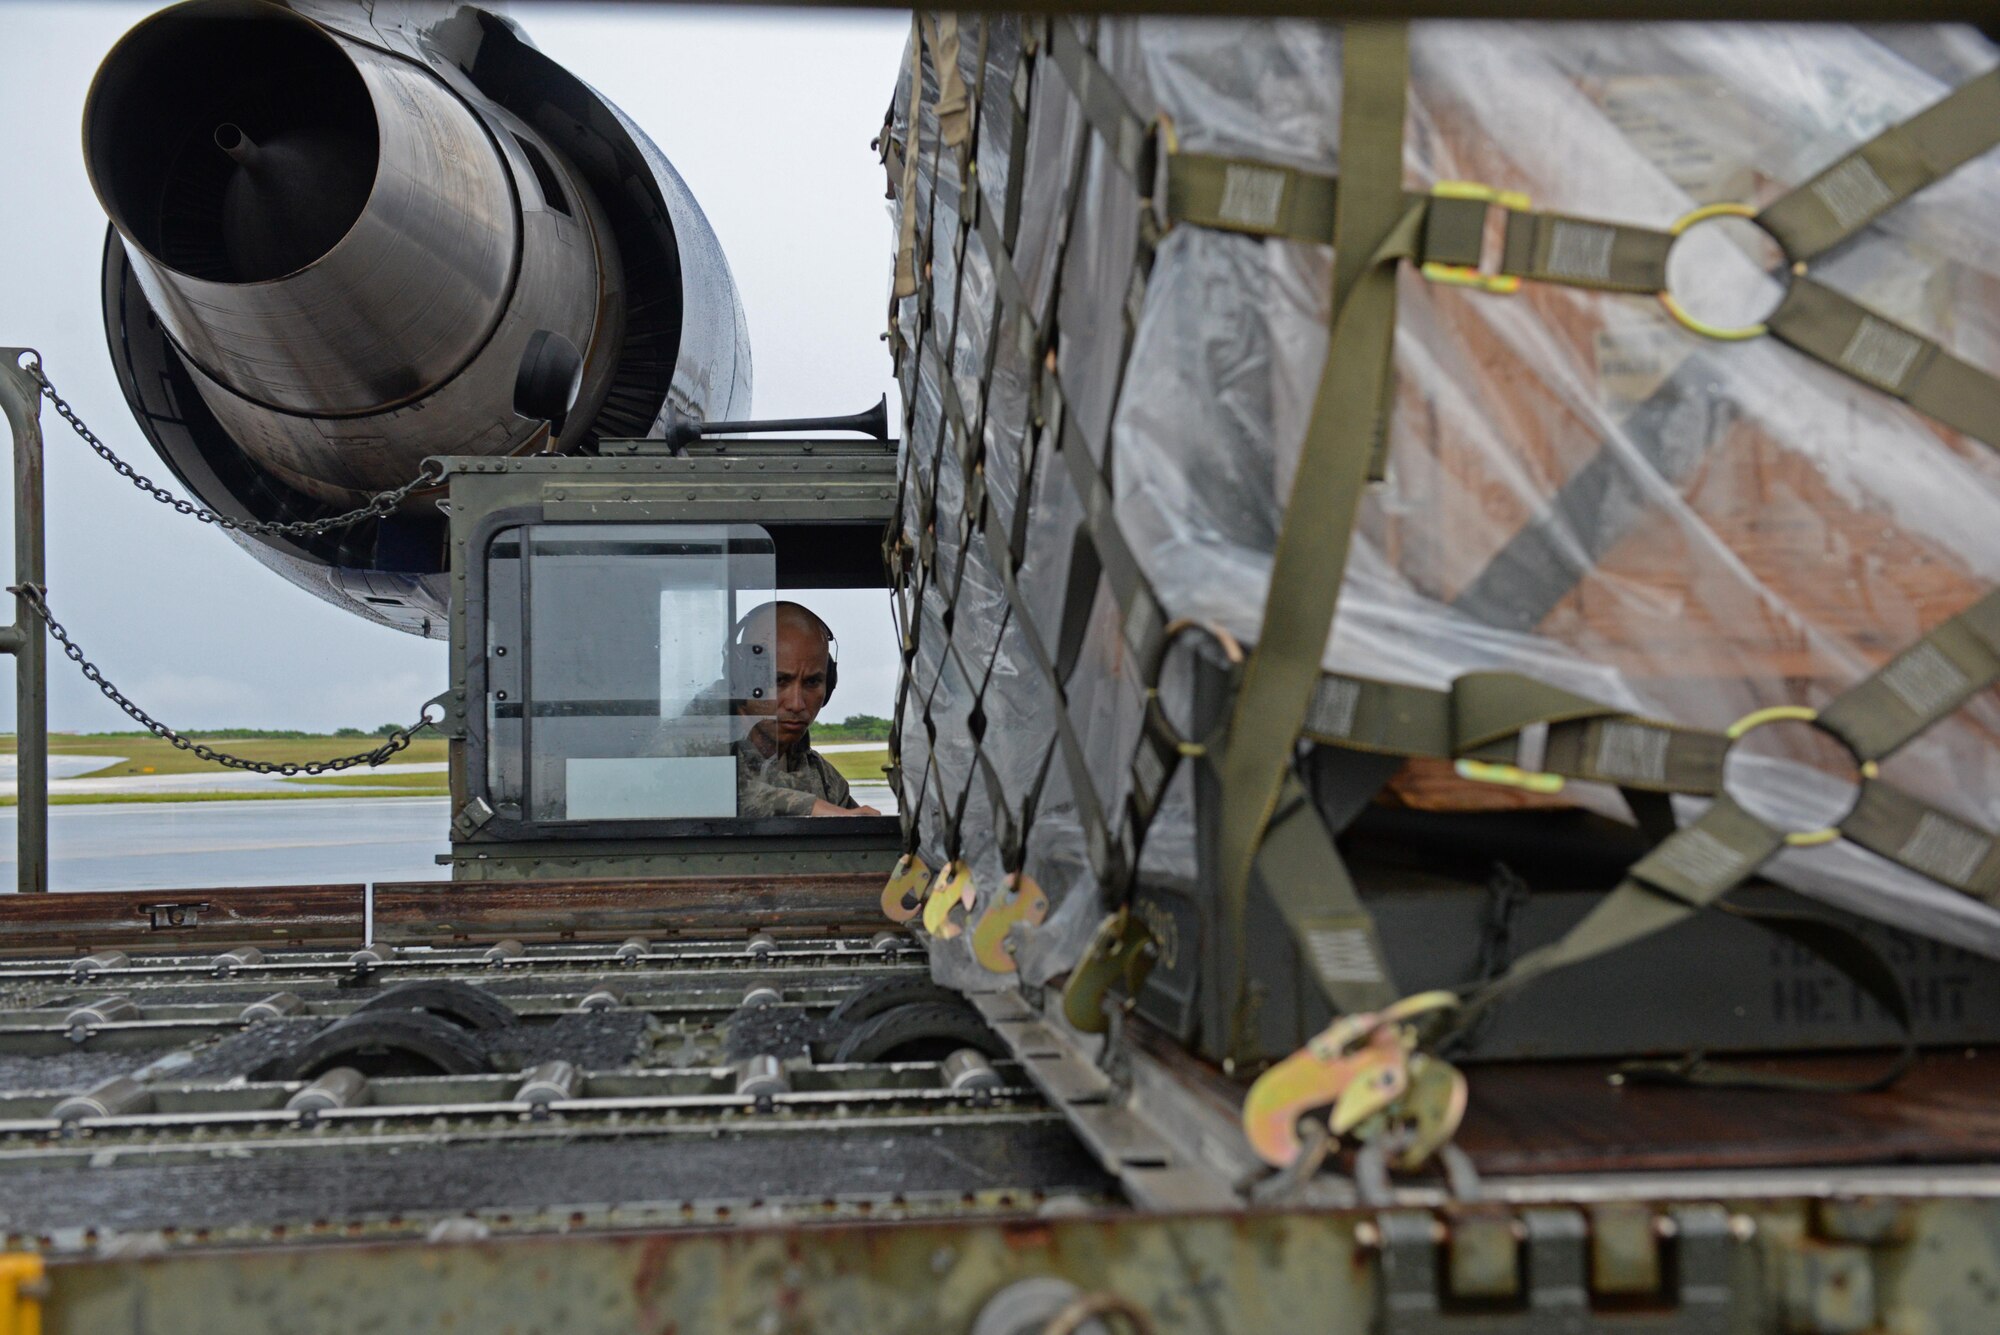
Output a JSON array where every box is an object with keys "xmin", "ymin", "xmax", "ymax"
[{"xmin": 439, "ymin": 433, "xmax": 902, "ymax": 881}]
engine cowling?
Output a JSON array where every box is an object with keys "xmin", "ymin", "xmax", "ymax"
[{"xmin": 87, "ymin": 0, "xmax": 751, "ymax": 636}]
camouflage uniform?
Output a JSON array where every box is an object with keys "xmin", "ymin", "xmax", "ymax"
[{"xmin": 736, "ymin": 731, "xmax": 855, "ymax": 817}]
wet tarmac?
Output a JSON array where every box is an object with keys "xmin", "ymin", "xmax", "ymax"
[
  {"xmin": 0, "ymin": 782, "xmax": 896, "ymax": 894},
  {"xmin": 0, "ymin": 798, "xmax": 451, "ymax": 892}
]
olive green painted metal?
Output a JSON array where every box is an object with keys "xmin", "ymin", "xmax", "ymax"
[
  {"xmin": 0, "ymin": 350, "xmax": 48, "ymax": 894},
  {"xmin": 28, "ymin": 1197, "xmax": 2000, "ymax": 1333},
  {"xmin": 32, "ymin": 1212, "xmax": 1348, "ymax": 1335},
  {"xmin": 444, "ymin": 837, "xmax": 908, "ymax": 881},
  {"xmin": 439, "ymin": 443, "xmax": 903, "ymax": 883}
]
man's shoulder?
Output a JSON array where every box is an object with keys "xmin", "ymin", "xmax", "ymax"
[{"xmin": 803, "ymin": 745, "xmax": 853, "ymax": 799}]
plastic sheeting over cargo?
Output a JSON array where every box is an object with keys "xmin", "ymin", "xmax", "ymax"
[{"xmin": 887, "ymin": 19, "xmax": 2000, "ymax": 993}]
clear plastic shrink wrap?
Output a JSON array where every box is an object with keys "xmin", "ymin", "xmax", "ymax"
[{"xmin": 885, "ymin": 18, "xmax": 2000, "ymax": 995}]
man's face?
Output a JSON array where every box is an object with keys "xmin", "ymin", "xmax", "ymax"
[{"xmin": 752, "ymin": 618, "xmax": 830, "ymax": 748}]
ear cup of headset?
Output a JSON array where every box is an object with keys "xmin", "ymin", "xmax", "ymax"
[{"xmin": 729, "ymin": 602, "xmax": 837, "ymax": 703}]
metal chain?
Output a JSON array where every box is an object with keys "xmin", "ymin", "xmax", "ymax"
[
  {"xmin": 12, "ymin": 585, "xmax": 438, "ymax": 776},
  {"xmin": 25, "ymin": 356, "xmax": 442, "ymax": 538}
]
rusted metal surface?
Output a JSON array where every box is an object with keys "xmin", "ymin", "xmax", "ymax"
[
  {"xmin": 1133, "ymin": 1015, "xmax": 2000, "ymax": 1180},
  {"xmin": 371, "ymin": 874, "xmax": 889, "ymax": 944},
  {"xmin": 0, "ymin": 886, "xmax": 365, "ymax": 957},
  {"xmin": 37, "ymin": 1209, "xmax": 1363, "ymax": 1335},
  {"xmin": 1456, "ymin": 1049, "xmax": 2000, "ymax": 1176},
  {"xmin": 28, "ymin": 1197, "xmax": 2000, "ymax": 1334}
]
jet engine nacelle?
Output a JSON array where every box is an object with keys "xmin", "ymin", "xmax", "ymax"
[{"xmin": 86, "ymin": 0, "xmax": 752, "ymax": 635}]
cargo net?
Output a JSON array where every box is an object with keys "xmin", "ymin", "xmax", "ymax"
[{"xmin": 883, "ymin": 17, "xmax": 2000, "ymax": 1052}]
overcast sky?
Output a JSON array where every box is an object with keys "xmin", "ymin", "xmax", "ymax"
[{"xmin": 0, "ymin": 2, "xmax": 908, "ymax": 733}]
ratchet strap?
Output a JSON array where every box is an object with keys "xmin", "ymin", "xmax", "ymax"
[
  {"xmin": 1159, "ymin": 65, "xmax": 2000, "ymax": 450},
  {"xmin": 1257, "ymin": 774, "xmax": 1400, "ymax": 1018},
  {"xmin": 1297, "ymin": 670, "xmax": 1727, "ymax": 795},
  {"xmin": 1457, "ymin": 587, "xmax": 2000, "ymax": 1036},
  {"xmin": 1216, "ymin": 23, "xmax": 1417, "ymax": 1053},
  {"xmin": 1758, "ymin": 65, "xmax": 2000, "ymax": 262},
  {"xmin": 1841, "ymin": 778, "xmax": 2000, "ymax": 899},
  {"xmin": 1766, "ymin": 277, "xmax": 2000, "ymax": 450},
  {"xmin": 1617, "ymin": 900, "xmax": 1916, "ymax": 1093},
  {"xmin": 896, "ymin": 19, "xmax": 2000, "ymax": 1073},
  {"xmin": 1819, "ymin": 586, "xmax": 2000, "ymax": 760},
  {"xmin": 1163, "ymin": 152, "xmax": 1340, "ymax": 240}
]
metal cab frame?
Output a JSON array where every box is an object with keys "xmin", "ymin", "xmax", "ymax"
[{"xmin": 438, "ymin": 438, "xmax": 903, "ymax": 881}]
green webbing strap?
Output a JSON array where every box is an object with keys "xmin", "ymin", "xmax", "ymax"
[
  {"xmin": 1457, "ymin": 586, "xmax": 2000, "ymax": 1037},
  {"xmin": 1044, "ymin": 17, "xmax": 1153, "ymax": 185},
  {"xmin": 1414, "ymin": 190, "xmax": 1676, "ymax": 294},
  {"xmin": 1297, "ymin": 670, "xmax": 1728, "ymax": 794},
  {"xmin": 1819, "ymin": 585, "xmax": 2000, "ymax": 899},
  {"xmin": 1497, "ymin": 211, "xmax": 1673, "ymax": 293},
  {"xmin": 1257, "ymin": 776, "xmax": 1404, "ymax": 1017},
  {"xmin": 1445, "ymin": 216, "xmax": 2000, "ymax": 449},
  {"xmin": 1536, "ymin": 717, "xmax": 1727, "ymax": 794},
  {"xmin": 1818, "ymin": 587, "xmax": 2000, "ymax": 761},
  {"xmin": 1450, "ymin": 671, "xmax": 1621, "ymax": 750},
  {"xmin": 1758, "ymin": 66, "xmax": 2000, "ymax": 264},
  {"xmin": 1157, "ymin": 69, "xmax": 2000, "ymax": 451},
  {"xmin": 1440, "ymin": 708, "xmax": 1927, "ymax": 1098},
  {"xmin": 1459, "ymin": 795, "xmax": 1787, "ymax": 1023},
  {"xmin": 1216, "ymin": 23, "xmax": 1416, "ymax": 1048},
  {"xmin": 1163, "ymin": 153, "xmax": 1340, "ymax": 241},
  {"xmin": 1046, "ymin": 375, "xmax": 1168, "ymax": 669},
  {"xmin": 1840, "ymin": 779, "xmax": 2000, "ymax": 902},
  {"xmin": 1767, "ymin": 278, "xmax": 2000, "ymax": 451},
  {"xmin": 1452, "ymin": 674, "xmax": 1727, "ymax": 795},
  {"xmin": 1330, "ymin": 30, "xmax": 1410, "ymax": 314},
  {"xmin": 1300, "ymin": 673, "xmax": 1451, "ymax": 756},
  {"xmin": 1158, "ymin": 157, "xmax": 1675, "ymax": 301},
  {"xmin": 1617, "ymin": 900, "xmax": 1915, "ymax": 1094}
]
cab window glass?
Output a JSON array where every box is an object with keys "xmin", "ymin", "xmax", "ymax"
[{"xmin": 483, "ymin": 523, "xmax": 774, "ymax": 822}]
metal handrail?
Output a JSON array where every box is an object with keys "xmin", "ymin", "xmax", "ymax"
[{"xmin": 0, "ymin": 349, "xmax": 46, "ymax": 893}]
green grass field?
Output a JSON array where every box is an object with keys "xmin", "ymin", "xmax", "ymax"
[
  {"xmin": 0, "ymin": 733, "xmax": 879, "ymax": 805},
  {"xmin": 0, "ymin": 787, "xmax": 445, "ymax": 808},
  {"xmin": 0, "ymin": 732, "xmax": 447, "ymax": 780},
  {"xmin": 825, "ymin": 747, "xmax": 891, "ymax": 784}
]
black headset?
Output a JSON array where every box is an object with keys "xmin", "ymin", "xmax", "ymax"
[{"xmin": 729, "ymin": 601, "xmax": 838, "ymax": 704}]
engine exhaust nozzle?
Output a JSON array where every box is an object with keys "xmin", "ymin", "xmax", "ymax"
[{"xmin": 83, "ymin": 0, "xmax": 517, "ymax": 421}]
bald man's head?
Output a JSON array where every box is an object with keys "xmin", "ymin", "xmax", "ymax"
[{"xmin": 737, "ymin": 602, "xmax": 835, "ymax": 749}]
